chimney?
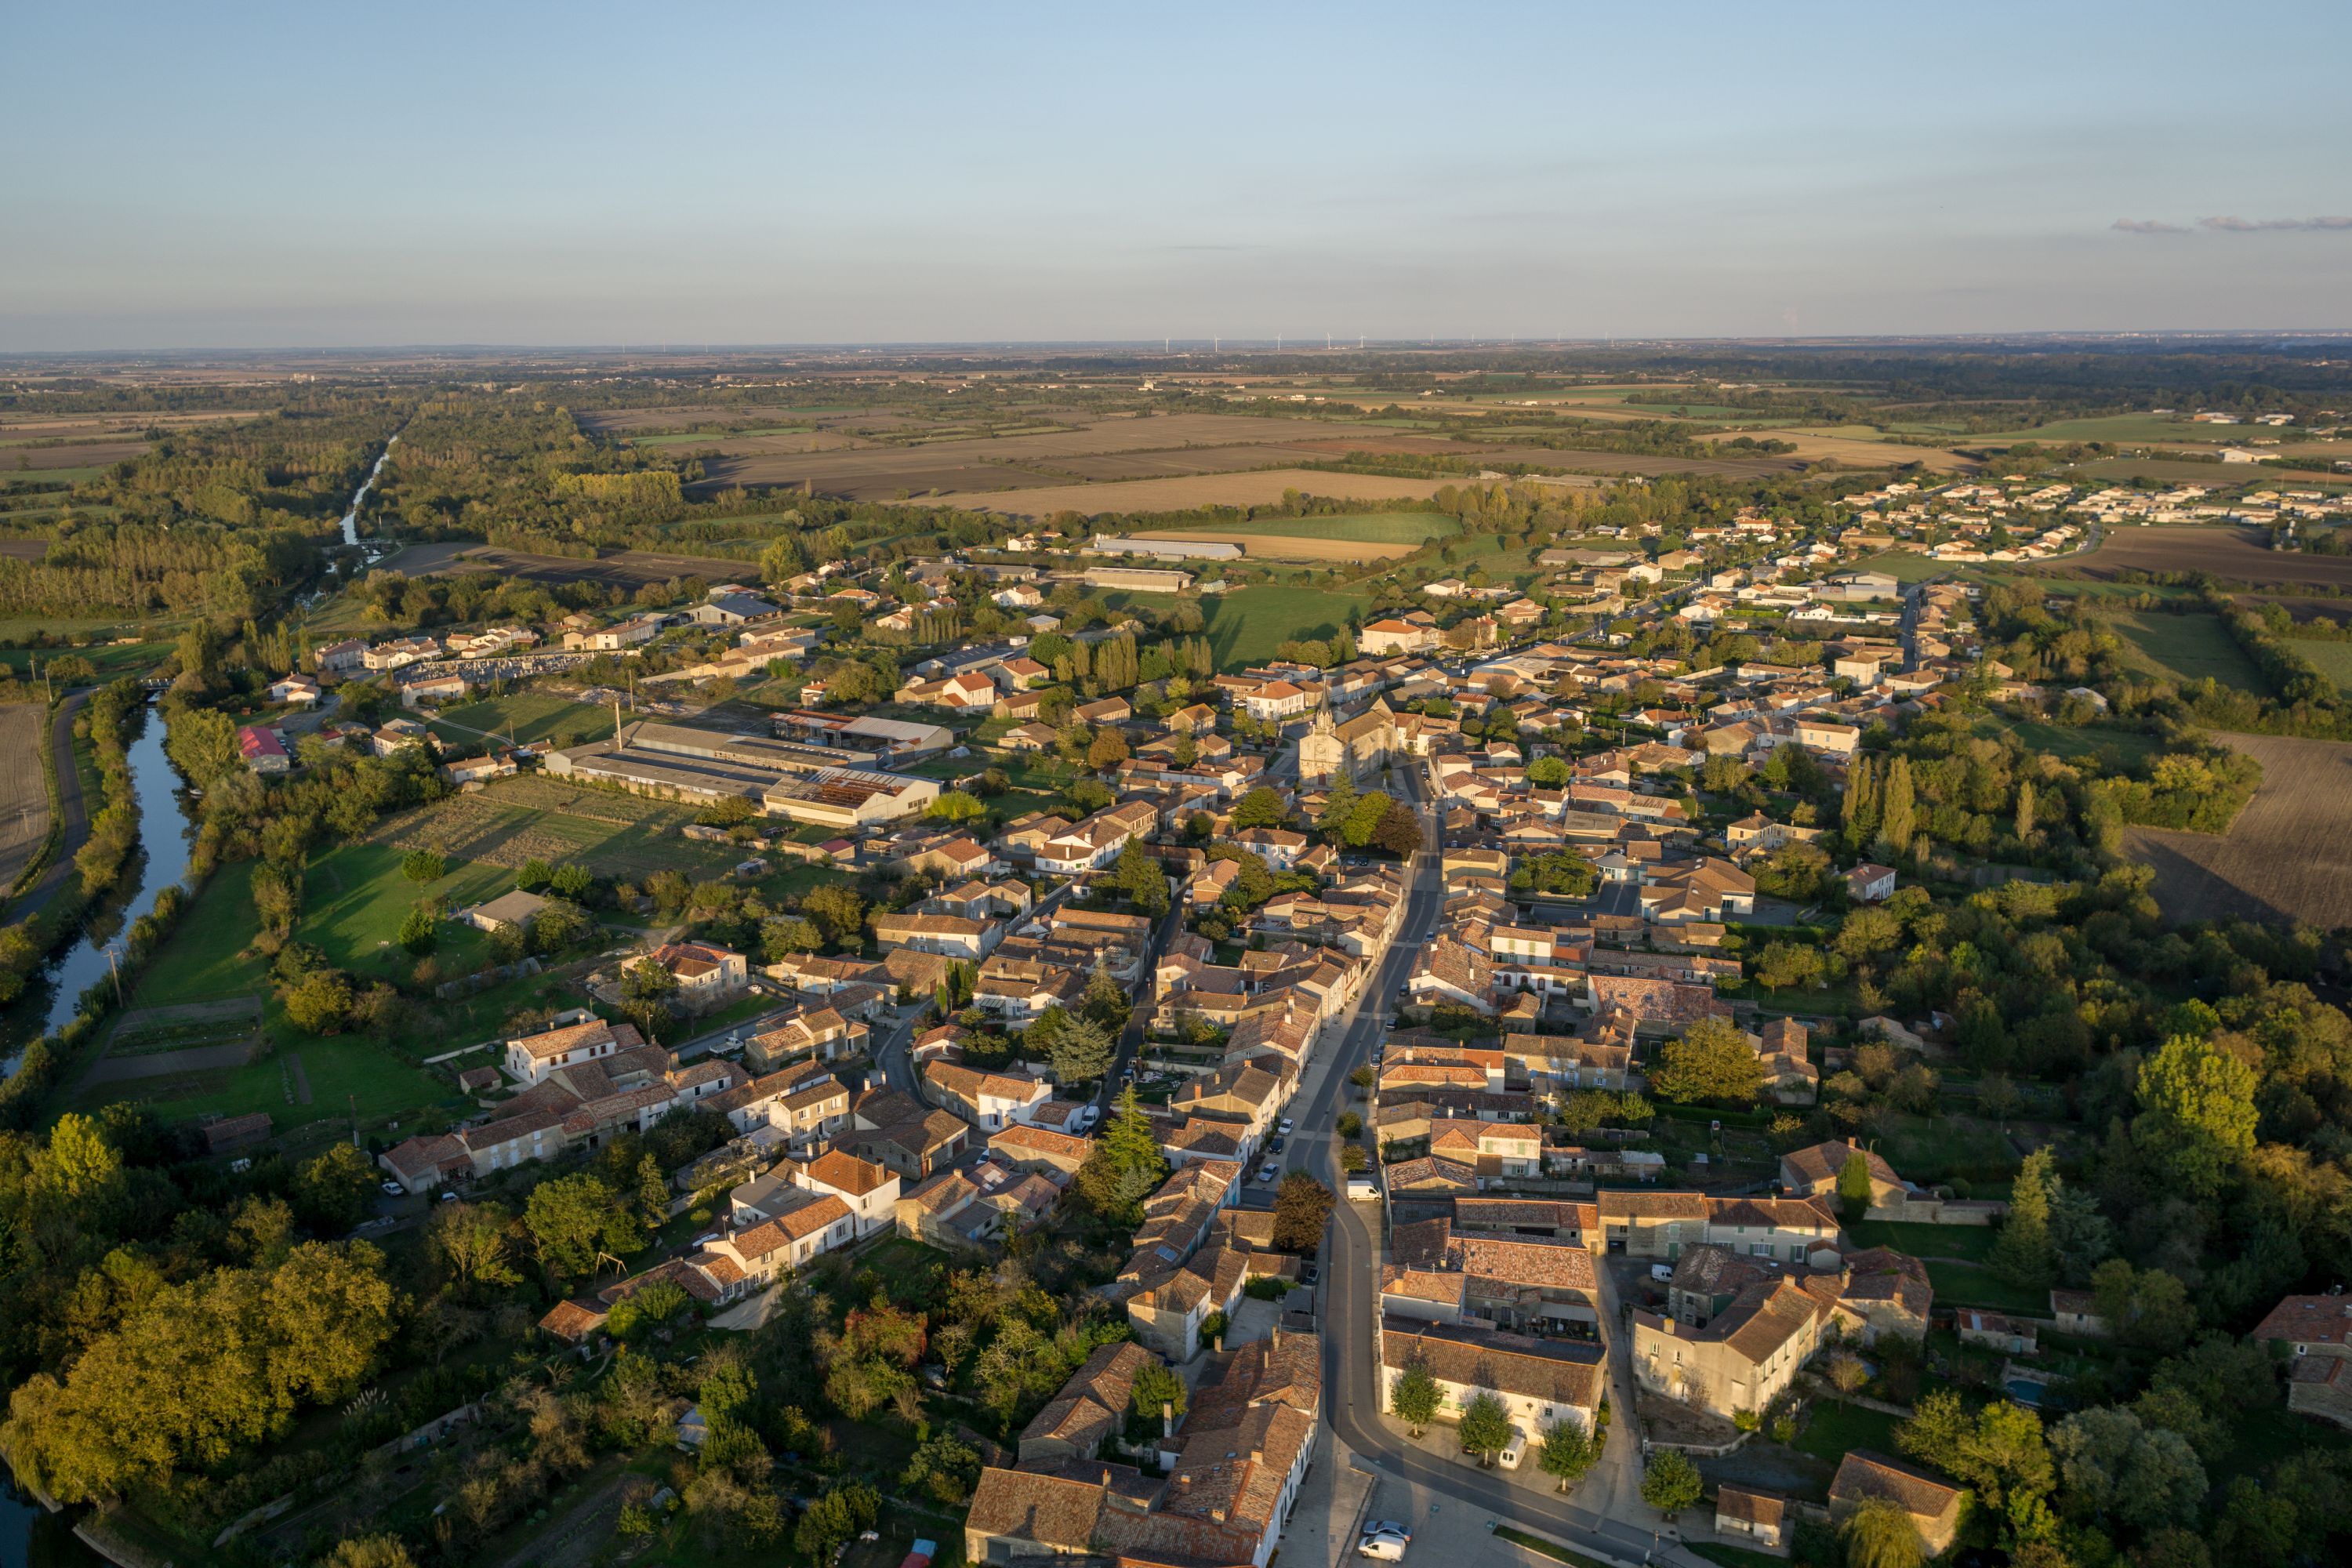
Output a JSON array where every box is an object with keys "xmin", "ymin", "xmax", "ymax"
[
  {"xmin": 1102, "ymin": 1466, "xmax": 1111, "ymax": 1486},
  {"xmin": 1249, "ymin": 1449, "xmax": 1262, "ymax": 1467},
  {"xmin": 1271, "ymin": 1323, "xmax": 1281, "ymax": 1350},
  {"xmin": 1163, "ymin": 1399, "xmax": 1175, "ymax": 1439},
  {"xmin": 1214, "ymin": 1333, "xmax": 1224, "ymax": 1354}
]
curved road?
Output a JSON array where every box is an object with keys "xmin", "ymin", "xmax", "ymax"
[{"xmin": 1276, "ymin": 760, "xmax": 1676, "ymax": 1567}]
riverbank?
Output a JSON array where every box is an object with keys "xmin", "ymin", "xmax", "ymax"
[{"xmin": 0, "ymin": 695, "xmax": 199, "ymax": 1124}]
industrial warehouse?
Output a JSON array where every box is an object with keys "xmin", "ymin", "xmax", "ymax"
[{"xmin": 542, "ymin": 720, "xmax": 942, "ymax": 828}]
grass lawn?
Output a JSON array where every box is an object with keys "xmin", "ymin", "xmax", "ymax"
[
  {"xmin": 2290, "ymin": 637, "xmax": 2352, "ymax": 693},
  {"xmin": 128, "ymin": 862, "xmax": 270, "ymax": 1005},
  {"xmin": 1792, "ymin": 1399, "xmax": 1904, "ymax": 1466},
  {"xmin": 1690, "ymin": 1545, "xmax": 1797, "ymax": 1568},
  {"xmin": 1171, "ymin": 511, "xmax": 1457, "ymax": 545},
  {"xmin": 1879, "ymin": 1116, "xmax": 2020, "ymax": 1184},
  {"xmin": 78, "ymin": 1033, "xmax": 454, "ymax": 1129},
  {"xmin": 0, "ymin": 641, "xmax": 172, "ymax": 680},
  {"xmin": 2212, "ymin": 1405, "xmax": 2352, "ymax": 1482},
  {"xmin": 1923, "ymin": 1259, "xmax": 2048, "ymax": 1314},
  {"xmin": 1843, "ymin": 1220, "xmax": 1996, "ymax": 1261},
  {"xmin": 1849, "ymin": 551, "xmax": 1955, "ymax": 584},
  {"xmin": 301, "ymin": 841, "xmax": 508, "ymax": 978},
  {"xmin": 423, "ymin": 691, "xmax": 619, "ymax": 749},
  {"xmin": 2107, "ymin": 609, "xmax": 2269, "ymax": 694},
  {"xmin": 1495, "ymin": 1526, "xmax": 1615, "ymax": 1568},
  {"xmin": 1200, "ymin": 584, "xmax": 1374, "ymax": 668},
  {"xmin": 1974, "ymin": 715, "xmax": 2162, "ymax": 766}
]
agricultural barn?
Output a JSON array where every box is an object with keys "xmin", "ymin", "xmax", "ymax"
[{"xmin": 1085, "ymin": 533, "xmax": 1243, "ymax": 562}]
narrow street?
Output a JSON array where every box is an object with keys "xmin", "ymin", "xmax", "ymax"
[{"xmin": 1299, "ymin": 761, "xmax": 1698, "ymax": 1568}]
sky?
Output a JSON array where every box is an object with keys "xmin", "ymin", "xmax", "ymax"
[{"xmin": 4, "ymin": 1, "xmax": 2349, "ymax": 350}]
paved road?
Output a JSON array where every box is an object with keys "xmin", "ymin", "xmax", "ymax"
[
  {"xmin": 12, "ymin": 688, "xmax": 93, "ymax": 922},
  {"xmin": 1294, "ymin": 760, "xmax": 1679, "ymax": 1567}
]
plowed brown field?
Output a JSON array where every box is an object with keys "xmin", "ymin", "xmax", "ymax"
[{"xmin": 2123, "ymin": 732, "xmax": 2352, "ymax": 927}]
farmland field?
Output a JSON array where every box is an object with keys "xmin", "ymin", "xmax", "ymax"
[
  {"xmin": 2068, "ymin": 524, "xmax": 2352, "ymax": 589},
  {"xmin": 1122, "ymin": 529, "xmax": 1419, "ymax": 562},
  {"xmin": 2106, "ymin": 609, "xmax": 2268, "ymax": 692},
  {"xmin": 2123, "ymin": 732, "xmax": 2352, "ymax": 927},
  {"xmin": 0, "ymin": 704, "xmax": 50, "ymax": 895},
  {"xmin": 1696, "ymin": 427, "xmax": 1975, "ymax": 470},
  {"xmin": 1146, "ymin": 510, "xmax": 1454, "ymax": 544},
  {"xmin": 371, "ymin": 539, "xmax": 754, "ymax": 586},
  {"xmin": 2290, "ymin": 638, "xmax": 2352, "ymax": 691},
  {"xmin": 921, "ymin": 468, "xmax": 1451, "ymax": 517},
  {"xmin": 371, "ymin": 773, "xmax": 750, "ymax": 880}
]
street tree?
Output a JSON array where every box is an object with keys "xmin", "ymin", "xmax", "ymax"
[
  {"xmin": 1537, "ymin": 1420, "xmax": 1597, "ymax": 1491},
  {"xmin": 1640, "ymin": 1449, "xmax": 1702, "ymax": 1516},
  {"xmin": 1457, "ymin": 1392, "xmax": 1512, "ymax": 1466},
  {"xmin": 1390, "ymin": 1363, "xmax": 1440, "ymax": 1436}
]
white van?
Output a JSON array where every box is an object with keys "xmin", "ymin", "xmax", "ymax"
[
  {"xmin": 1347, "ymin": 1177, "xmax": 1379, "ymax": 1202},
  {"xmin": 1497, "ymin": 1426, "xmax": 1526, "ymax": 1470}
]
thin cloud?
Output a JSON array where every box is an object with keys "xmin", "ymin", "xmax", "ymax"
[
  {"xmin": 2200, "ymin": 214, "xmax": 2352, "ymax": 231},
  {"xmin": 2112, "ymin": 219, "xmax": 2187, "ymax": 234}
]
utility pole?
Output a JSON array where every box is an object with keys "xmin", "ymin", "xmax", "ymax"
[
  {"xmin": 350, "ymin": 1093, "xmax": 359, "ymax": 1145},
  {"xmin": 105, "ymin": 944, "xmax": 124, "ymax": 1005}
]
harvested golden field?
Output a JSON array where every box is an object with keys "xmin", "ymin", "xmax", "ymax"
[
  {"xmin": 920, "ymin": 468, "xmax": 1453, "ymax": 518},
  {"xmin": 2070, "ymin": 525, "xmax": 2352, "ymax": 590},
  {"xmin": 1124, "ymin": 529, "xmax": 1418, "ymax": 561},
  {"xmin": 0, "ymin": 703, "xmax": 49, "ymax": 895},
  {"xmin": 1697, "ymin": 427, "xmax": 1976, "ymax": 470},
  {"xmin": 2123, "ymin": 733, "xmax": 2352, "ymax": 927}
]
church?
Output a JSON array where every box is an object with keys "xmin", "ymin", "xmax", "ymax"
[{"xmin": 1299, "ymin": 696, "xmax": 1399, "ymax": 786}]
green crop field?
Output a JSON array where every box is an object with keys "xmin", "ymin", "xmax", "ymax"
[
  {"xmin": 1973, "ymin": 413, "xmax": 2230, "ymax": 445},
  {"xmin": 2290, "ymin": 637, "xmax": 2352, "ymax": 692},
  {"xmin": 1171, "ymin": 511, "xmax": 1456, "ymax": 545},
  {"xmin": 1199, "ymin": 584, "xmax": 1374, "ymax": 666},
  {"xmin": 2108, "ymin": 609, "xmax": 2269, "ymax": 692},
  {"xmin": 78, "ymin": 1034, "xmax": 455, "ymax": 1129},
  {"xmin": 630, "ymin": 425, "xmax": 814, "ymax": 448}
]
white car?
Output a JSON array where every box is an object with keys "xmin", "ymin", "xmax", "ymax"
[
  {"xmin": 379, "ymin": 1180, "xmax": 404, "ymax": 1196},
  {"xmin": 1498, "ymin": 1427, "xmax": 1526, "ymax": 1469},
  {"xmin": 1358, "ymin": 1537, "xmax": 1406, "ymax": 1563},
  {"xmin": 1258, "ymin": 1163, "xmax": 1279, "ymax": 1183},
  {"xmin": 1277, "ymin": 1117, "xmax": 1294, "ymax": 1134}
]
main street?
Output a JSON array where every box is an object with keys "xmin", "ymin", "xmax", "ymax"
[{"xmin": 1273, "ymin": 760, "xmax": 1682, "ymax": 1568}]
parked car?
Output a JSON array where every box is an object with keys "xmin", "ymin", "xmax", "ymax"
[
  {"xmin": 1278, "ymin": 1117, "xmax": 1294, "ymax": 1134},
  {"xmin": 1268, "ymin": 1136, "xmax": 1286, "ymax": 1156},
  {"xmin": 1258, "ymin": 1163, "xmax": 1279, "ymax": 1183},
  {"xmin": 1650, "ymin": 1263, "xmax": 1675, "ymax": 1282},
  {"xmin": 379, "ymin": 1180, "xmax": 404, "ymax": 1196},
  {"xmin": 1363, "ymin": 1523, "xmax": 1412, "ymax": 1544},
  {"xmin": 1498, "ymin": 1427, "xmax": 1526, "ymax": 1469},
  {"xmin": 1358, "ymin": 1537, "xmax": 1406, "ymax": 1562}
]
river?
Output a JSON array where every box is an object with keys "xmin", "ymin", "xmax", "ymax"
[
  {"xmin": 339, "ymin": 433, "xmax": 397, "ymax": 551},
  {"xmin": 0, "ymin": 705, "xmax": 199, "ymax": 1075},
  {"xmin": 0, "ymin": 720, "xmax": 184, "ymax": 1561}
]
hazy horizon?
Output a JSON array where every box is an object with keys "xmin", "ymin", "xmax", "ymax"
[{"xmin": 7, "ymin": 0, "xmax": 2349, "ymax": 352}]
